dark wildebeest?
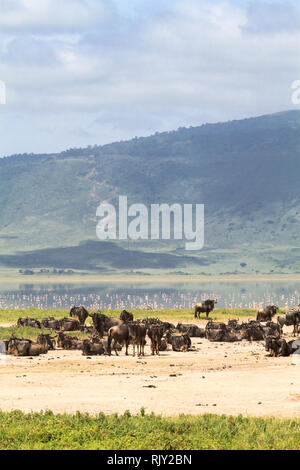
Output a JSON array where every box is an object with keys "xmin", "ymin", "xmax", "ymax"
[
  {"xmin": 159, "ymin": 337, "xmax": 168, "ymax": 351},
  {"xmin": 194, "ymin": 299, "xmax": 217, "ymax": 319},
  {"xmin": 57, "ymin": 332, "xmax": 83, "ymax": 350},
  {"xmin": 89, "ymin": 313, "xmax": 122, "ymax": 338},
  {"xmin": 59, "ymin": 318, "xmax": 81, "ymax": 332},
  {"xmin": 7, "ymin": 336, "xmax": 48, "ymax": 356},
  {"xmin": 37, "ymin": 334, "xmax": 56, "ymax": 350},
  {"xmin": 262, "ymin": 322, "xmax": 281, "ymax": 339},
  {"xmin": 165, "ymin": 332, "xmax": 191, "ymax": 351},
  {"xmin": 256, "ymin": 305, "xmax": 279, "ymax": 322},
  {"xmin": 277, "ymin": 307, "xmax": 300, "ymax": 336},
  {"xmin": 205, "ymin": 321, "xmax": 228, "ymax": 342},
  {"xmin": 41, "ymin": 317, "xmax": 61, "ymax": 330},
  {"xmin": 265, "ymin": 336, "xmax": 299, "ymax": 357},
  {"xmin": 82, "ymin": 339, "xmax": 105, "ymax": 356},
  {"xmin": 128, "ymin": 322, "xmax": 147, "ymax": 357},
  {"xmin": 176, "ymin": 323, "xmax": 205, "ymax": 338},
  {"xmin": 147, "ymin": 324, "xmax": 165, "ymax": 356},
  {"xmin": 17, "ymin": 318, "xmax": 41, "ymax": 329},
  {"xmin": 120, "ymin": 310, "xmax": 134, "ymax": 323},
  {"xmin": 107, "ymin": 324, "xmax": 130, "ymax": 356},
  {"xmin": 70, "ymin": 306, "xmax": 89, "ymax": 326}
]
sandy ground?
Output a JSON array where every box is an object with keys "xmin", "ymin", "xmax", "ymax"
[{"xmin": 0, "ymin": 325, "xmax": 299, "ymax": 418}]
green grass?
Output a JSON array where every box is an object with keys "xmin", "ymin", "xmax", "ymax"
[
  {"xmin": 0, "ymin": 410, "xmax": 299, "ymax": 450},
  {"xmin": 0, "ymin": 307, "xmax": 263, "ymax": 325}
]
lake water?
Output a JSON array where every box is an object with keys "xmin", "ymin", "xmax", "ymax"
[{"xmin": 0, "ymin": 281, "xmax": 300, "ymax": 310}]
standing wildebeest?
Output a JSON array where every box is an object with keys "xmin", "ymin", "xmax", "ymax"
[
  {"xmin": 128, "ymin": 322, "xmax": 146, "ymax": 356},
  {"xmin": 277, "ymin": 307, "xmax": 300, "ymax": 336},
  {"xmin": 107, "ymin": 324, "xmax": 130, "ymax": 356},
  {"xmin": 70, "ymin": 306, "xmax": 89, "ymax": 326},
  {"xmin": 147, "ymin": 324, "xmax": 165, "ymax": 356},
  {"xmin": 89, "ymin": 313, "xmax": 122, "ymax": 338},
  {"xmin": 120, "ymin": 310, "xmax": 134, "ymax": 323},
  {"xmin": 256, "ymin": 305, "xmax": 279, "ymax": 322},
  {"xmin": 194, "ymin": 299, "xmax": 217, "ymax": 319}
]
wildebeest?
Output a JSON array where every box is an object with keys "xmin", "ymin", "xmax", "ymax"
[
  {"xmin": 205, "ymin": 321, "xmax": 228, "ymax": 342},
  {"xmin": 256, "ymin": 305, "xmax": 279, "ymax": 322},
  {"xmin": 107, "ymin": 324, "xmax": 130, "ymax": 356},
  {"xmin": 147, "ymin": 324, "xmax": 165, "ymax": 356},
  {"xmin": 120, "ymin": 310, "xmax": 134, "ymax": 323},
  {"xmin": 142, "ymin": 318, "xmax": 175, "ymax": 331},
  {"xmin": 277, "ymin": 307, "xmax": 300, "ymax": 336},
  {"xmin": 82, "ymin": 339, "xmax": 105, "ymax": 356},
  {"xmin": 17, "ymin": 318, "xmax": 41, "ymax": 329},
  {"xmin": 37, "ymin": 334, "xmax": 56, "ymax": 350},
  {"xmin": 70, "ymin": 305, "xmax": 89, "ymax": 326},
  {"xmin": 166, "ymin": 332, "xmax": 191, "ymax": 352},
  {"xmin": 205, "ymin": 320, "xmax": 265, "ymax": 343},
  {"xmin": 41, "ymin": 317, "xmax": 61, "ymax": 330},
  {"xmin": 128, "ymin": 321, "xmax": 146, "ymax": 357},
  {"xmin": 7, "ymin": 336, "xmax": 48, "ymax": 356},
  {"xmin": 59, "ymin": 318, "xmax": 81, "ymax": 332},
  {"xmin": 89, "ymin": 313, "xmax": 122, "ymax": 338},
  {"xmin": 159, "ymin": 337, "xmax": 168, "ymax": 351},
  {"xmin": 241, "ymin": 321, "xmax": 265, "ymax": 342},
  {"xmin": 265, "ymin": 336, "xmax": 299, "ymax": 357},
  {"xmin": 194, "ymin": 299, "xmax": 217, "ymax": 319},
  {"xmin": 176, "ymin": 323, "xmax": 205, "ymax": 338},
  {"xmin": 57, "ymin": 332, "xmax": 83, "ymax": 350},
  {"xmin": 261, "ymin": 322, "xmax": 281, "ymax": 339}
]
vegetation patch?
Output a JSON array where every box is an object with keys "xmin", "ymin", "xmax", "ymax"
[{"xmin": 0, "ymin": 410, "xmax": 299, "ymax": 450}]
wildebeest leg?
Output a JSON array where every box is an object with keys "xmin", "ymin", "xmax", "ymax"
[
  {"xmin": 125, "ymin": 340, "xmax": 129, "ymax": 356},
  {"xmin": 133, "ymin": 340, "xmax": 136, "ymax": 357}
]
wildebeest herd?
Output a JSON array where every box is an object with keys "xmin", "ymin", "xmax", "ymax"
[{"xmin": 2, "ymin": 301, "xmax": 300, "ymax": 359}]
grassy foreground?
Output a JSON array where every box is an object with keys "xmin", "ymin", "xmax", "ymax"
[{"xmin": 0, "ymin": 410, "xmax": 299, "ymax": 450}]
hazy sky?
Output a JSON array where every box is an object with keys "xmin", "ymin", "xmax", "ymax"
[{"xmin": 0, "ymin": 0, "xmax": 299, "ymax": 156}]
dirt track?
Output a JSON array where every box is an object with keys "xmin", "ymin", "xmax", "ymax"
[{"xmin": 1, "ymin": 327, "xmax": 299, "ymax": 417}]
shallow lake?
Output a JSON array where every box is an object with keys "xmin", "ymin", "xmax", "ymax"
[{"xmin": 0, "ymin": 281, "xmax": 299, "ymax": 310}]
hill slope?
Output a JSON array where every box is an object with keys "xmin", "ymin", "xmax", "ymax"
[{"xmin": 1, "ymin": 110, "xmax": 300, "ymax": 274}]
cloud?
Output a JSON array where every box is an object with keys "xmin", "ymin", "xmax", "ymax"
[
  {"xmin": 0, "ymin": 0, "xmax": 113, "ymax": 31},
  {"xmin": 244, "ymin": 1, "xmax": 300, "ymax": 34},
  {"xmin": 0, "ymin": 0, "xmax": 300, "ymax": 155}
]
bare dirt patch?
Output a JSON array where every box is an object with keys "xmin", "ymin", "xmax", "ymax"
[{"xmin": 0, "ymin": 333, "xmax": 299, "ymax": 418}]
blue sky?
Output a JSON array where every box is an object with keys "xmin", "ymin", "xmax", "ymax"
[{"xmin": 0, "ymin": 0, "xmax": 299, "ymax": 156}]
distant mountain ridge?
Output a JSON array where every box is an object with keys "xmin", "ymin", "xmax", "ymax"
[{"xmin": 1, "ymin": 110, "xmax": 300, "ymax": 274}]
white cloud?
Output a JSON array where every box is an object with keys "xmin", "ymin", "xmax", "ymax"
[
  {"xmin": 0, "ymin": 0, "xmax": 113, "ymax": 31},
  {"xmin": 0, "ymin": 0, "xmax": 300, "ymax": 155}
]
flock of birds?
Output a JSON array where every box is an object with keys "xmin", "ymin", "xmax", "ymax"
[{"xmin": 1, "ymin": 289, "xmax": 300, "ymax": 311}]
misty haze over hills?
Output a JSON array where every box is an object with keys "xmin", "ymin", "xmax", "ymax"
[{"xmin": 1, "ymin": 110, "xmax": 300, "ymax": 275}]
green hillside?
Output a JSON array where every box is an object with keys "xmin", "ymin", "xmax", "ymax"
[{"xmin": 1, "ymin": 110, "xmax": 300, "ymax": 274}]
